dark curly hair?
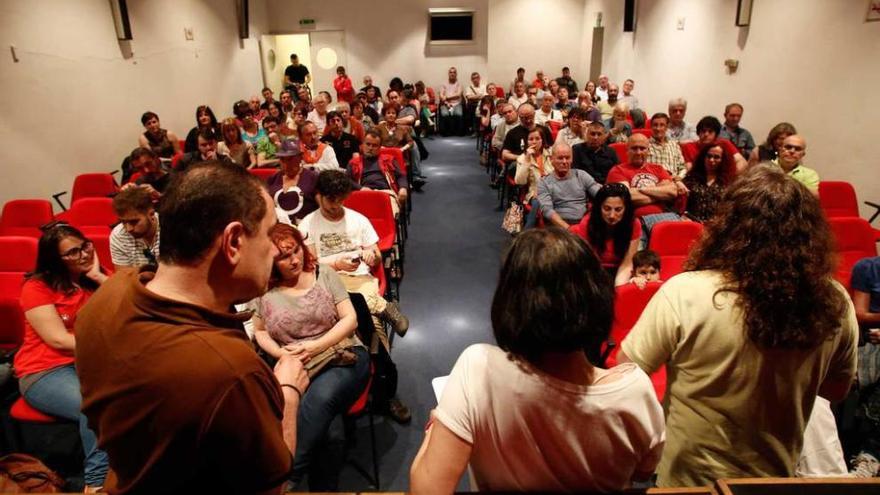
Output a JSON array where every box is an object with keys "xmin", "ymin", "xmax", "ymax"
[
  {"xmin": 686, "ymin": 141, "xmax": 737, "ymax": 187},
  {"xmin": 684, "ymin": 164, "xmax": 847, "ymax": 349},
  {"xmin": 587, "ymin": 183, "xmax": 635, "ymax": 263},
  {"xmin": 492, "ymin": 228, "xmax": 614, "ymax": 365}
]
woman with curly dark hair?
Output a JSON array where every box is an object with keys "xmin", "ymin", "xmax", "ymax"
[
  {"xmin": 618, "ymin": 164, "xmax": 858, "ymax": 487},
  {"xmin": 682, "ymin": 141, "xmax": 737, "ymax": 222}
]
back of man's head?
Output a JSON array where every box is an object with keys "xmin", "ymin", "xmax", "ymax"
[
  {"xmin": 159, "ymin": 163, "xmax": 267, "ymax": 265},
  {"xmin": 316, "ymin": 169, "xmax": 353, "ymax": 201},
  {"xmin": 113, "ymin": 186, "xmax": 154, "ymax": 216}
]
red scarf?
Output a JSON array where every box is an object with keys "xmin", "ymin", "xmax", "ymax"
[{"xmin": 300, "ymin": 142, "xmax": 327, "ymax": 164}]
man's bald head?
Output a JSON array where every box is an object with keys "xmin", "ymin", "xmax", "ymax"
[{"xmin": 627, "ymin": 134, "xmax": 650, "ymax": 166}]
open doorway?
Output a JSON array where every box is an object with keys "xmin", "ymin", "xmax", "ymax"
[{"xmin": 259, "ymin": 31, "xmax": 348, "ymax": 99}]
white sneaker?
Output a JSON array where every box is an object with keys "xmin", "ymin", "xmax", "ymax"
[{"xmin": 850, "ymin": 452, "xmax": 880, "ymax": 478}]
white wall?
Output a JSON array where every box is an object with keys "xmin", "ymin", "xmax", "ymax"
[
  {"xmin": 590, "ymin": 0, "xmax": 880, "ymax": 216},
  {"xmin": 264, "ymin": 0, "xmax": 489, "ymax": 94},
  {"xmin": 0, "ymin": 0, "xmax": 269, "ymax": 206}
]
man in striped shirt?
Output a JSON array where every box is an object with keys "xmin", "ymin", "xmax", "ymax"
[{"xmin": 110, "ymin": 186, "xmax": 160, "ymax": 268}]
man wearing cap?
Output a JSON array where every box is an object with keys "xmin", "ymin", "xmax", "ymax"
[{"xmin": 266, "ymin": 139, "xmax": 320, "ymax": 225}]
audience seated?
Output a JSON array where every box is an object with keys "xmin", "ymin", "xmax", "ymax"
[
  {"xmin": 333, "ymin": 65, "xmax": 355, "ymax": 104},
  {"xmin": 255, "ymin": 116, "xmax": 283, "ymax": 168},
  {"xmin": 749, "ymin": 121, "xmax": 796, "ymax": 167},
  {"xmin": 491, "ymin": 103, "xmax": 519, "ymax": 151},
  {"xmin": 569, "ymin": 183, "xmax": 641, "ymax": 285},
  {"xmin": 306, "ymin": 93, "xmax": 330, "ymax": 135},
  {"xmin": 719, "ymin": 103, "xmax": 755, "ymax": 158},
  {"xmin": 248, "ymin": 95, "xmax": 266, "ymax": 123},
  {"xmin": 241, "ymin": 114, "xmax": 267, "ymax": 146},
  {"xmin": 773, "ymin": 134, "xmax": 819, "ymax": 195},
  {"xmin": 596, "ymin": 83, "xmax": 621, "ymax": 121},
  {"xmin": 849, "ymin": 256, "xmax": 880, "ymax": 477},
  {"xmin": 410, "ymin": 228, "xmax": 664, "ymax": 492},
  {"xmin": 14, "ymin": 223, "xmax": 110, "ymax": 490},
  {"xmin": 666, "ymin": 97, "xmax": 697, "ymax": 142},
  {"xmin": 251, "ymin": 223, "xmax": 370, "ymax": 490},
  {"xmin": 537, "ymin": 142, "xmax": 602, "ymax": 227},
  {"xmin": 535, "ymin": 93, "xmax": 563, "ymax": 126},
  {"xmin": 605, "ymin": 102, "xmax": 633, "ymax": 143},
  {"xmin": 514, "ymin": 127, "xmax": 553, "ymax": 228},
  {"xmin": 376, "ymin": 104, "xmax": 412, "ymax": 151},
  {"xmin": 176, "ymin": 128, "xmax": 234, "ymax": 172},
  {"xmin": 348, "ymin": 130, "xmax": 408, "ymax": 216},
  {"xmin": 554, "ymin": 106, "xmax": 587, "ymax": 147},
  {"xmin": 320, "ymin": 110, "xmax": 360, "ymax": 170},
  {"xmin": 76, "ymin": 163, "xmax": 308, "ymax": 493},
  {"xmin": 299, "ymin": 122, "xmax": 340, "ymax": 171},
  {"xmin": 682, "ymin": 140, "xmax": 737, "ymax": 222},
  {"xmin": 502, "ymin": 103, "xmax": 552, "ymax": 165},
  {"xmin": 280, "ymin": 89, "xmax": 295, "ymax": 114},
  {"xmin": 572, "ymin": 121, "xmax": 619, "ymax": 183},
  {"xmin": 680, "ymin": 116, "xmax": 747, "ymax": 172},
  {"xmin": 260, "ymin": 86, "xmax": 279, "ymax": 111},
  {"xmin": 508, "ymin": 80, "xmax": 528, "ymax": 110},
  {"xmin": 620, "ymin": 79, "xmax": 640, "ymax": 112},
  {"xmin": 585, "ymin": 80, "xmax": 599, "ymax": 103},
  {"xmin": 299, "ymin": 170, "xmax": 411, "ymax": 423},
  {"xmin": 126, "ymin": 147, "xmax": 171, "ymax": 196},
  {"xmin": 438, "ymin": 67, "xmax": 464, "ymax": 136},
  {"xmin": 607, "ymin": 134, "xmax": 685, "ymax": 238},
  {"xmin": 217, "ymin": 117, "xmax": 255, "ymax": 168},
  {"xmin": 464, "ymin": 72, "xmax": 487, "ymax": 133},
  {"xmin": 619, "ymin": 165, "xmax": 858, "ymax": 487},
  {"xmin": 359, "ymin": 75, "xmax": 382, "ymax": 99},
  {"xmin": 595, "ymin": 74, "xmax": 610, "ymax": 101},
  {"xmin": 555, "ymin": 66, "xmax": 579, "ymax": 96},
  {"xmin": 554, "ymin": 87, "xmax": 576, "ymax": 117},
  {"xmin": 267, "ymin": 139, "xmax": 319, "ymax": 226},
  {"xmin": 647, "ymin": 112, "xmax": 687, "ymax": 177},
  {"xmin": 628, "ymin": 249, "xmax": 662, "ymax": 289},
  {"xmin": 183, "ymin": 105, "xmax": 220, "ymax": 154},
  {"xmin": 110, "ymin": 187, "xmax": 159, "ymax": 269},
  {"xmin": 137, "ymin": 111, "xmax": 181, "ymax": 159},
  {"xmin": 507, "ymin": 67, "xmax": 526, "ymax": 96}
]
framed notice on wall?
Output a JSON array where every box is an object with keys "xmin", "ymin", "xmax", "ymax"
[{"xmin": 868, "ymin": 0, "xmax": 880, "ymax": 22}]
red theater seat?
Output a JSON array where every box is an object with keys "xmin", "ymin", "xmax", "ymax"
[
  {"xmin": 70, "ymin": 173, "xmax": 118, "ymax": 204},
  {"xmin": 0, "ymin": 236, "xmax": 38, "ymax": 296},
  {"xmin": 648, "ymin": 221, "xmax": 705, "ymax": 281},
  {"xmin": 610, "ymin": 142, "xmax": 628, "ymax": 163},
  {"xmin": 344, "ymin": 191, "xmax": 396, "ymax": 253},
  {"xmin": 828, "ymin": 217, "xmax": 878, "ymax": 291},
  {"xmin": 0, "ymin": 200, "xmax": 54, "ymax": 238},
  {"xmin": 10, "ymin": 397, "xmax": 58, "ymax": 424}
]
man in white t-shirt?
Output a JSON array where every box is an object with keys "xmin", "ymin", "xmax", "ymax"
[
  {"xmin": 299, "ymin": 169, "xmax": 411, "ymax": 422},
  {"xmin": 535, "ymin": 94, "xmax": 563, "ymax": 126}
]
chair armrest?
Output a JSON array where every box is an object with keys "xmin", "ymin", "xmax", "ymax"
[{"xmin": 866, "ymin": 201, "xmax": 880, "ymax": 223}]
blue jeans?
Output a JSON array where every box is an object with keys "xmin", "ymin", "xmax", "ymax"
[
  {"xmin": 23, "ymin": 364, "xmax": 109, "ymax": 487},
  {"xmin": 292, "ymin": 346, "xmax": 370, "ymax": 484},
  {"xmin": 439, "ymin": 102, "xmax": 463, "ymax": 136},
  {"xmin": 524, "ymin": 198, "xmax": 541, "ymax": 229}
]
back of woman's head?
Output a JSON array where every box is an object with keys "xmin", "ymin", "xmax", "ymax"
[
  {"xmin": 492, "ymin": 228, "xmax": 614, "ymax": 364},
  {"xmin": 30, "ymin": 223, "xmax": 90, "ymax": 294},
  {"xmin": 587, "ymin": 183, "xmax": 634, "ymax": 258},
  {"xmin": 685, "ymin": 164, "xmax": 847, "ymax": 349},
  {"xmin": 764, "ymin": 122, "xmax": 797, "ymax": 148}
]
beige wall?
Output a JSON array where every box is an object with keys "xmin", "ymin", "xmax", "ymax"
[
  {"xmin": 590, "ymin": 0, "xmax": 880, "ymax": 216},
  {"xmin": 0, "ymin": 0, "xmax": 269, "ymax": 206}
]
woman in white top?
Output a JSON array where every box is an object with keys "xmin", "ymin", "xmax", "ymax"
[{"xmin": 411, "ymin": 228, "xmax": 665, "ymax": 493}]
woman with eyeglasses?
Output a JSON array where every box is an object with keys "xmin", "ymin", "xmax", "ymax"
[
  {"xmin": 569, "ymin": 184, "xmax": 641, "ymax": 286},
  {"xmin": 13, "ymin": 223, "xmax": 109, "ymax": 490},
  {"xmin": 683, "ymin": 142, "xmax": 737, "ymax": 223}
]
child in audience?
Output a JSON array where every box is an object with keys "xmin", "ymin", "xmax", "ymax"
[{"xmin": 630, "ymin": 249, "xmax": 661, "ymax": 289}]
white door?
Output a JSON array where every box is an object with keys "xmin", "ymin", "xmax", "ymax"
[{"xmin": 308, "ymin": 31, "xmax": 348, "ymax": 99}]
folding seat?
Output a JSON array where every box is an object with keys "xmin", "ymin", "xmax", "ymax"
[
  {"xmin": 648, "ymin": 221, "xmax": 705, "ymax": 281},
  {"xmin": 89, "ymin": 232, "xmax": 114, "ymax": 273},
  {"xmin": 828, "ymin": 217, "xmax": 877, "ymax": 291},
  {"xmin": 344, "ymin": 191, "xmax": 396, "ymax": 254},
  {"xmin": 248, "ymin": 167, "xmax": 278, "ymax": 182},
  {"xmin": 819, "ymin": 181, "xmax": 880, "ymax": 242},
  {"xmin": 547, "ymin": 121, "xmax": 563, "ymax": 142},
  {"xmin": 65, "ymin": 198, "xmax": 117, "ymax": 237},
  {"xmin": 0, "ymin": 236, "xmax": 38, "ymax": 297},
  {"xmin": 609, "ymin": 142, "xmax": 628, "ymax": 163},
  {"xmin": 0, "ymin": 199, "xmax": 54, "ymax": 238},
  {"xmin": 631, "ymin": 128, "xmax": 652, "ymax": 138},
  {"xmin": 69, "ymin": 173, "xmax": 118, "ymax": 205},
  {"xmin": 603, "ymin": 282, "xmax": 667, "ymax": 400}
]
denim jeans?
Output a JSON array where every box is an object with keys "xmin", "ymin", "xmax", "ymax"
[
  {"xmin": 524, "ymin": 199, "xmax": 541, "ymax": 229},
  {"xmin": 23, "ymin": 364, "xmax": 109, "ymax": 487},
  {"xmin": 439, "ymin": 102, "xmax": 463, "ymax": 136},
  {"xmin": 292, "ymin": 346, "xmax": 370, "ymax": 487}
]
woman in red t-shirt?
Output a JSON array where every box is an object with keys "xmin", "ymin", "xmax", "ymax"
[
  {"xmin": 570, "ymin": 184, "xmax": 641, "ymax": 286},
  {"xmin": 14, "ymin": 223, "xmax": 109, "ymax": 489}
]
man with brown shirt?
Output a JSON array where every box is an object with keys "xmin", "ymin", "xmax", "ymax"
[{"xmin": 76, "ymin": 163, "xmax": 309, "ymax": 494}]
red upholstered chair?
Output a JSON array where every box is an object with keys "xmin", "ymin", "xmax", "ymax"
[
  {"xmin": 70, "ymin": 173, "xmax": 118, "ymax": 204},
  {"xmin": 828, "ymin": 217, "xmax": 878, "ymax": 291},
  {"xmin": 344, "ymin": 363, "xmax": 379, "ymax": 488},
  {"xmin": 631, "ymin": 128, "xmax": 652, "ymax": 138},
  {"xmin": 343, "ymin": 191, "xmax": 396, "ymax": 253},
  {"xmin": 425, "ymin": 87, "xmax": 438, "ymax": 114},
  {"xmin": 547, "ymin": 121, "xmax": 563, "ymax": 142},
  {"xmin": 10, "ymin": 396, "xmax": 58, "ymax": 423},
  {"xmin": 171, "ymin": 152, "xmax": 184, "ymax": 170},
  {"xmin": 495, "ymin": 87, "xmax": 505, "ymax": 98},
  {"xmin": 0, "ymin": 298, "xmax": 25, "ymax": 352},
  {"xmin": 0, "ymin": 236, "xmax": 38, "ymax": 297},
  {"xmin": 90, "ymin": 232, "xmax": 114, "ymax": 274},
  {"xmin": 648, "ymin": 221, "xmax": 705, "ymax": 281},
  {"xmin": 610, "ymin": 142, "xmax": 628, "ymax": 163},
  {"xmin": 379, "ymin": 147, "xmax": 407, "ymax": 179},
  {"xmin": 0, "ymin": 200, "xmax": 54, "ymax": 238},
  {"xmin": 820, "ymin": 181, "xmax": 880, "ymax": 242},
  {"xmin": 248, "ymin": 168, "xmax": 278, "ymax": 182},
  {"xmin": 603, "ymin": 282, "xmax": 666, "ymax": 400},
  {"xmin": 65, "ymin": 198, "xmax": 117, "ymax": 237}
]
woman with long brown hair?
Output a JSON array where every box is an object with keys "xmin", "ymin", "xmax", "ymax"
[{"xmin": 619, "ymin": 164, "xmax": 858, "ymax": 487}]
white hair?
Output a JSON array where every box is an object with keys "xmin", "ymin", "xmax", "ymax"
[{"xmin": 668, "ymin": 97, "xmax": 688, "ymax": 108}]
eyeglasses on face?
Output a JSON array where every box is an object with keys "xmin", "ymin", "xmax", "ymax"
[
  {"xmin": 782, "ymin": 144, "xmax": 804, "ymax": 152},
  {"xmin": 706, "ymin": 153, "xmax": 723, "ymax": 160},
  {"xmin": 61, "ymin": 240, "xmax": 94, "ymax": 260}
]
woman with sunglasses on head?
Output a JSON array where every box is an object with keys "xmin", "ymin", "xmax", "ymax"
[
  {"xmin": 569, "ymin": 183, "xmax": 641, "ymax": 286},
  {"xmin": 251, "ymin": 223, "xmax": 369, "ymax": 490},
  {"xmin": 14, "ymin": 223, "xmax": 109, "ymax": 491},
  {"xmin": 683, "ymin": 141, "xmax": 737, "ymax": 223}
]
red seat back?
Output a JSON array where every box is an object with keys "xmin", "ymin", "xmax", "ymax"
[
  {"xmin": 379, "ymin": 147, "xmax": 407, "ymax": 179},
  {"xmin": 90, "ymin": 232, "xmax": 114, "ymax": 273},
  {"xmin": 0, "ymin": 200, "xmax": 54, "ymax": 238},
  {"xmin": 0, "ymin": 298, "xmax": 25, "ymax": 351},
  {"xmin": 606, "ymin": 282, "xmax": 666, "ymax": 400},
  {"xmin": 10, "ymin": 396, "xmax": 58, "ymax": 423},
  {"xmin": 343, "ymin": 191, "xmax": 396, "ymax": 250},
  {"xmin": 631, "ymin": 128, "xmax": 652, "ymax": 138},
  {"xmin": 248, "ymin": 168, "xmax": 278, "ymax": 182},
  {"xmin": 425, "ymin": 87, "xmax": 436, "ymax": 103},
  {"xmin": 66, "ymin": 198, "xmax": 117, "ymax": 230},
  {"xmin": 70, "ymin": 173, "xmax": 118, "ymax": 204},
  {"xmin": 495, "ymin": 87, "xmax": 505, "ymax": 98},
  {"xmin": 648, "ymin": 222, "xmax": 705, "ymax": 280},
  {"xmin": 547, "ymin": 121, "xmax": 563, "ymax": 142},
  {"xmin": 819, "ymin": 181, "xmax": 860, "ymax": 218},
  {"xmin": 829, "ymin": 217, "xmax": 878, "ymax": 290},
  {"xmin": 0, "ymin": 236, "xmax": 38, "ymax": 297},
  {"xmin": 609, "ymin": 143, "xmax": 628, "ymax": 163}
]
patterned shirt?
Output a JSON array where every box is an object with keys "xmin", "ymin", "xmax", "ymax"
[
  {"xmin": 666, "ymin": 121, "xmax": 697, "ymax": 142},
  {"xmin": 719, "ymin": 125, "xmax": 756, "ymax": 157},
  {"xmin": 648, "ymin": 138, "xmax": 686, "ymax": 177},
  {"xmin": 109, "ymin": 213, "xmax": 160, "ymax": 268}
]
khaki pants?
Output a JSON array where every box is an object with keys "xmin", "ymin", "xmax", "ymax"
[{"xmin": 340, "ymin": 274, "xmax": 389, "ymax": 352}]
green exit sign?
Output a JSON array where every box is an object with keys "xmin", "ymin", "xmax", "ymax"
[{"xmin": 299, "ymin": 19, "xmax": 315, "ymax": 26}]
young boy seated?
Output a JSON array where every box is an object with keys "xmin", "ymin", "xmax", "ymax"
[{"xmin": 630, "ymin": 249, "xmax": 661, "ymax": 289}]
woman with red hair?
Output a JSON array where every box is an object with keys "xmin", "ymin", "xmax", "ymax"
[{"xmin": 682, "ymin": 141, "xmax": 737, "ymax": 222}]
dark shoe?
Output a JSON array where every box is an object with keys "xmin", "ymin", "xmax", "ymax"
[
  {"xmin": 381, "ymin": 301, "xmax": 409, "ymax": 337},
  {"xmin": 387, "ymin": 397, "xmax": 412, "ymax": 424},
  {"xmin": 412, "ymin": 177, "xmax": 427, "ymax": 191}
]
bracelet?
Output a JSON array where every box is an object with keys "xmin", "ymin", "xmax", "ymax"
[{"xmin": 281, "ymin": 383, "xmax": 303, "ymax": 399}]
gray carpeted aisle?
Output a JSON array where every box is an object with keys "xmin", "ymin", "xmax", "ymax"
[{"xmin": 337, "ymin": 136, "xmax": 508, "ymax": 491}]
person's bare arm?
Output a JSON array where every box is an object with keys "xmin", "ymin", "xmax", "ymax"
[
  {"xmin": 274, "ymin": 354, "xmax": 308, "ymax": 453},
  {"xmin": 168, "ymin": 131, "xmax": 182, "ymax": 155},
  {"xmin": 501, "ymin": 150, "xmax": 520, "ymax": 162},
  {"xmin": 284, "ymin": 299, "xmax": 357, "ymax": 362},
  {"xmin": 138, "ymin": 134, "xmax": 150, "ymax": 150},
  {"xmin": 614, "ymin": 237, "xmax": 640, "ymax": 286},
  {"xmin": 747, "ymin": 147, "xmax": 760, "ymax": 168},
  {"xmin": 733, "ymin": 152, "xmax": 748, "ymax": 174},
  {"xmin": 253, "ymin": 315, "xmax": 285, "ymax": 359},
  {"xmin": 854, "ymin": 291, "xmax": 880, "ymax": 330},
  {"xmin": 638, "ymin": 180, "xmax": 678, "ymax": 201},
  {"xmin": 361, "ymin": 243, "xmax": 382, "ymax": 268},
  {"xmin": 617, "ymin": 181, "xmax": 658, "ymax": 207},
  {"xmin": 25, "ymin": 306, "xmax": 76, "ymax": 352},
  {"xmin": 410, "ymin": 415, "xmax": 472, "ymax": 495},
  {"xmin": 396, "ymin": 115, "xmax": 416, "ymax": 126},
  {"xmin": 547, "ymin": 211, "xmax": 571, "ymax": 229}
]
